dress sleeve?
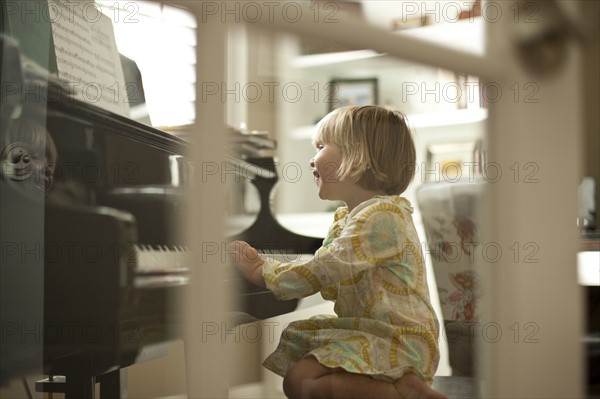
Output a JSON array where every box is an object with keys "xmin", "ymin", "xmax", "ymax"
[{"xmin": 262, "ymin": 201, "xmax": 417, "ymax": 300}]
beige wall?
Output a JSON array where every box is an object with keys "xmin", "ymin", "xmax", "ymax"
[{"xmin": 582, "ymin": 1, "xmax": 600, "ymax": 229}]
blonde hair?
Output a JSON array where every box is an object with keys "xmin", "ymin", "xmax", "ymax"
[{"xmin": 313, "ymin": 105, "xmax": 416, "ymax": 195}]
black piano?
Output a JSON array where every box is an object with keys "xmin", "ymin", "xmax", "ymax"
[{"xmin": 0, "ymin": 35, "xmax": 322, "ymax": 398}]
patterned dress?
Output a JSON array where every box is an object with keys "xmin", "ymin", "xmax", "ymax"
[{"xmin": 262, "ymin": 196, "xmax": 440, "ymax": 383}]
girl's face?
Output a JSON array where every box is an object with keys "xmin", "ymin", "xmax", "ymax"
[{"xmin": 310, "ymin": 140, "xmax": 350, "ymax": 202}]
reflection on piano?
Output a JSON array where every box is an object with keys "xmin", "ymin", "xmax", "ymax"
[{"xmin": 0, "ymin": 36, "xmax": 324, "ymax": 398}]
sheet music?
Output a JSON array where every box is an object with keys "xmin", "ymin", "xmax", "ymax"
[{"xmin": 48, "ymin": 0, "xmax": 130, "ymax": 117}]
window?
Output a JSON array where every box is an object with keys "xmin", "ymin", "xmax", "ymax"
[{"xmin": 96, "ymin": 1, "xmax": 196, "ymax": 127}]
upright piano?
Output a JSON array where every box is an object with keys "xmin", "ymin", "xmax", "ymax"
[{"xmin": 0, "ymin": 35, "xmax": 322, "ymax": 398}]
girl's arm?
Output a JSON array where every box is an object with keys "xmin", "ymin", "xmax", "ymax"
[
  {"xmin": 230, "ymin": 241, "xmax": 266, "ymax": 287},
  {"xmin": 261, "ymin": 203, "xmax": 421, "ymax": 300}
]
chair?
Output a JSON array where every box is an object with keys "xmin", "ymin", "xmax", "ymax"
[{"xmin": 416, "ymin": 179, "xmax": 486, "ymax": 378}]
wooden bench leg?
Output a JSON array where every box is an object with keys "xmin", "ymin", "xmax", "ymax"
[{"xmin": 99, "ymin": 369, "xmax": 128, "ymax": 399}]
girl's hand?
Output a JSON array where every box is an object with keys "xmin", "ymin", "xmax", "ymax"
[{"xmin": 228, "ymin": 241, "xmax": 266, "ymax": 287}]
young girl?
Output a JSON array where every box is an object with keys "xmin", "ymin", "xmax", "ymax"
[{"xmin": 233, "ymin": 105, "xmax": 446, "ymax": 399}]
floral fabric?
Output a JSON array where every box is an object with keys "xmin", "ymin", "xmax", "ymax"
[
  {"xmin": 262, "ymin": 196, "xmax": 440, "ymax": 382},
  {"xmin": 418, "ymin": 190, "xmax": 483, "ymax": 322}
]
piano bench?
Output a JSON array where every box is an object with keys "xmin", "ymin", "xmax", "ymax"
[{"xmin": 36, "ymin": 369, "xmax": 128, "ymax": 398}]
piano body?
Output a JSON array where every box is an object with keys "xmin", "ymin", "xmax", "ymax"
[{"xmin": 0, "ymin": 36, "xmax": 323, "ymax": 398}]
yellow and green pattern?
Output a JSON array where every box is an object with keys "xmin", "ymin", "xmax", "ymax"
[{"xmin": 262, "ymin": 196, "xmax": 440, "ymax": 383}]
